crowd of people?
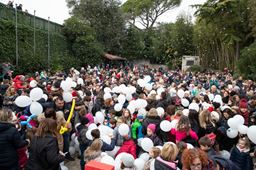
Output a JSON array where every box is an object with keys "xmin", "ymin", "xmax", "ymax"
[{"xmin": 0, "ymin": 64, "xmax": 256, "ymax": 170}]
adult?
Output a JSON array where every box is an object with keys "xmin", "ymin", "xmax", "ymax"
[
  {"xmin": 25, "ymin": 118, "xmax": 65, "ymax": 170},
  {"xmin": 0, "ymin": 108, "xmax": 28, "ymax": 170}
]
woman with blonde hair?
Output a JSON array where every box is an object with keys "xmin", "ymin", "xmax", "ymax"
[
  {"xmin": 84, "ymin": 139, "xmax": 103, "ymax": 164},
  {"xmin": 198, "ymin": 110, "xmax": 216, "ymax": 138},
  {"xmin": 0, "ymin": 108, "xmax": 28, "ymax": 170},
  {"xmin": 153, "ymin": 142, "xmax": 179, "ymax": 170}
]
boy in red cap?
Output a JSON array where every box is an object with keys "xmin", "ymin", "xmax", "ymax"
[
  {"xmin": 146, "ymin": 124, "xmax": 163, "ymax": 146},
  {"xmin": 239, "ymin": 99, "xmax": 249, "ymax": 125}
]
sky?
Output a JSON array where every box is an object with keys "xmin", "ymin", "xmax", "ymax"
[{"xmin": 0, "ymin": 0, "xmax": 207, "ymax": 25}]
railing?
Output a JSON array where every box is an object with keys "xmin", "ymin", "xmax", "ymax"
[{"xmin": 0, "ymin": 2, "xmax": 63, "ymax": 33}]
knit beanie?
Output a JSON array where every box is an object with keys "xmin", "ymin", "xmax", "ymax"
[
  {"xmin": 147, "ymin": 123, "xmax": 156, "ymax": 133},
  {"xmin": 239, "ymin": 99, "xmax": 248, "ymax": 109}
]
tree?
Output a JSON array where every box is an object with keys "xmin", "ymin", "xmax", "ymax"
[
  {"xmin": 194, "ymin": 0, "xmax": 251, "ymax": 70},
  {"xmin": 63, "ymin": 17, "xmax": 103, "ymax": 65},
  {"xmin": 122, "ymin": 0, "xmax": 181, "ymax": 29},
  {"xmin": 66, "ymin": 0, "xmax": 125, "ymax": 54}
]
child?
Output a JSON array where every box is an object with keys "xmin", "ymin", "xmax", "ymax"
[
  {"xmin": 109, "ymin": 118, "xmax": 117, "ymax": 129},
  {"xmin": 144, "ymin": 147, "xmax": 161, "ymax": 170},
  {"xmin": 198, "ymin": 136, "xmax": 216, "ymax": 158},
  {"xmin": 170, "ymin": 115, "xmax": 198, "ymax": 143},
  {"xmin": 131, "ymin": 114, "xmax": 144, "ymax": 140},
  {"xmin": 230, "ymin": 137, "xmax": 253, "ymax": 170},
  {"xmin": 146, "ymin": 124, "xmax": 163, "ymax": 146},
  {"xmin": 176, "ymin": 141, "xmax": 187, "ymax": 170}
]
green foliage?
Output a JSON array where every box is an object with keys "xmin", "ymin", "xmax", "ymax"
[
  {"xmin": 122, "ymin": 0, "xmax": 181, "ymax": 29},
  {"xmin": 186, "ymin": 65, "xmax": 203, "ymax": 72},
  {"xmin": 120, "ymin": 26, "xmax": 145, "ymax": 60},
  {"xmin": 0, "ymin": 19, "xmax": 70, "ymax": 74},
  {"xmin": 238, "ymin": 42, "xmax": 256, "ymax": 80},
  {"xmin": 63, "ymin": 17, "xmax": 103, "ymax": 65},
  {"xmin": 68, "ymin": 0, "xmax": 125, "ymax": 54}
]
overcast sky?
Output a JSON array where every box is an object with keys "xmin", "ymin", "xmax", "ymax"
[{"xmin": 0, "ymin": 0, "xmax": 207, "ymax": 24}]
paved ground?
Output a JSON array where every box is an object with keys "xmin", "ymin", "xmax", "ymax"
[{"xmin": 65, "ymin": 158, "xmax": 80, "ymax": 170}]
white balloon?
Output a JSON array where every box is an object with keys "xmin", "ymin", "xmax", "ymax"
[
  {"xmin": 69, "ymin": 146, "xmax": 76, "ymax": 155},
  {"xmin": 208, "ymin": 93, "xmax": 214, "ymax": 101},
  {"xmin": 141, "ymin": 138, "xmax": 154, "ymax": 152},
  {"xmin": 156, "ymin": 107, "xmax": 165, "ymax": 117},
  {"xmin": 160, "ymin": 120, "xmax": 172, "ymax": 132},
  {"xmin": 29, "ymin": 80, "xmax": 37, "ymax": 88},
  {"xmin": 139, "ymin": 153, "xmax": 150, "ymax": 162},
  {"xmin": 96, "ymin": 112, "xmax": 105, "ymax": 124},
  {"xmin": 63, "ymin": 92, "xmax": 73, "ymax": 103},
  {"xmin": 136, "ymin": 99, "xmax": 147, "ymax": 109},
  {"xmin": 182, "ymin": 109, "xmax": 189, "ymax": 116},
  {"xmin": 29, "ymin": 87, "xmax": 43, "ymax": 101},
  {"xmin": 61, "ymin": 81, "xmax": 72, "ymax": 92},
  {"xmin": 42, "ymin": 94, "xmax": 48, "ymax": 101},
  {"xmin": 71, "ymin": 81, "xmax": 77, "ymax": 88},
  {"xmin": 170, "ymin": 119, "xmax": 178, "ymax": 129},
  {"xmin": 115, "ymin": 152, "xmax": 126, "ymax": 170},
  {"xmin": 77, "ymin": 78, "xmax": 84, "ymax": 85},
  {"xmin": 233, "ymin": 115, "xmax": 245, "ymax": 125},
  {"xmin": 144, "ymin": 75, "xmax": 151, "ymax": 83},
  {"xmin": 137, "ymin": 79, "xmax": 146, "ymax": 88},
  {"xmin": 86, "ymin": 129, "xmax": 93, "ymax": 140},
  {"xmin": 60, "ymin": 165, "xmax": 69, "ymax": 170},
  {"xmin": 106, "ymin": 146, "xmax": 120, "ymax": 158},
  {"xmin": 186, "ymin": 143, "xmax": 194, "ymax": 149},
  {"xmin": 104, "ymin": 87, "xmax": 112, "ymax": 94},
  {"xmin": 226, "ymin": 128, "xmax": 238, "ymax": 138},
  {"xmin": 189, "ymin": 103, "xmax": 199, "ymax": 112},
  {"xmin": 181, "ymin": 98, "xmax": 189, "ymax": 107},
  {"xmin": 118, "ymin": 94, "xmax": 126, "ymax": 104},
  {"xmin": 15, "ymin": 96, "xmax": 32, "ymax": 107},
  {"xmin": 101, "ymin": 135, "xmax": 111, "ymax": 145},
  {"xmin": 101, "ymin": 155, "xmax": 115, "ymax": 166},
  {"xmin": 128, "ymin": 86, "xmax": 136, "ymax": 94},
  {"xmin": 114, "ymin": 103, "xmax": 123, "ymax": 112},
  {"xmin": 138, "ymin": 108, "xmax": 147, "ymax": 117},
  {"xmin": 71, "ymin": 133, "xmax": 76, "ymax": 141},
  {"xmin": 134, "ymin": 158, "xmax": 145, "ymax": 170},
  {"xmin": 103, "ymin": 93, "xmax": 112, "ymax": 100},
  {"xmin": 157, "ymin": 87, "xmax": 165, "ymax": 95},
  {"xmin": 118, "ymin": 124, "xmax": 130, "ymax": 136},
  {"xmin": 126, "ymin": 94, "xmax": 133, "ymax": 101},
  {"xmin": 177, "ymin": 89, "xmax": 185, "ymax": 98},
  {"xmin": 127, "ymin": 104, "xmax": 135, "ymax": 114},
  {"xmin": 112, "ymin": 86, "xmax": 121, "ymax": 93},
  {"xmin": 145, "ymin": 83, "xmax": 153, "ymax": 91},
  {"xmin": 30, "ymin": 102, "xmax": 43, "ymax": 115},
  {"xmin": 247, "ymin": 126, "xmax": 256, "ymax": 144},
  {"xmin": 238, "ymin": 125, "xmax": 248, "ymax": 134},
  {"xmin": 227, "ymin": 118, "xmax": 239, "ymax": 129},
  {"xmin": 88, "ymin": 123, "xmax": 97, "ymax": 130}
]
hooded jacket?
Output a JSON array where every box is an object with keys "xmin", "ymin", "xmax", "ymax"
[
  {"xmin": 115, "ymin": 139, "xmax": 137, "ymax": 159},
  {"xmin": 0, "ymin": 122, "xmax": 27, "ymax": 169},
  {"xmin": 25, "ymin": 135, "xmax": 65, "ymax": 170},
  {"xmin": 230, "ymin": 145, "xmax": 253, "ymax": 170}
]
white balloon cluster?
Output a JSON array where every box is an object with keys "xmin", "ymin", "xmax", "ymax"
[
  {"xmin": 15, "ymin": 87, "xmax": 45, "ymax": 116},
  {"xmin": 61, "ymin": 78, "xmax": 76, "ymax": 103},
  {"xmin": 227, "ymin": 115, "xmax": 247, "ymax": 138}
]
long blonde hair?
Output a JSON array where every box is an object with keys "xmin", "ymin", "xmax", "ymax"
[
  {"xmin": 84, "ymin": 139, "xmax": 102, "ymax": 155},
  {"xmin": 161, "ymin": 143, "xmax": 178, "ymax": 162},
  {"xmin": 199, "ymin": 110, "xmax": 215, "ymax": 129}
]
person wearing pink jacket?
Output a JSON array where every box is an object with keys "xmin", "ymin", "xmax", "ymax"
[{"xmin": 170, "ymin": 115, "xmax": 198, "ymax": 143}]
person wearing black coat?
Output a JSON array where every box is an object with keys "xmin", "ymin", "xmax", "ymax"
[
  {"xmin": 230, "ymin": 137, "xmax": 253, "ymax": 170},
  {"xmin": 142, "ymin": 108, "xmax": 161, "ymax": 135},
  {"xmin": 25, "ymin": 118, "xmax": 65, "ymax": 170},
  {"xmin": 0, "ymin": 108, "xmax": 28, "ymax": 170}
]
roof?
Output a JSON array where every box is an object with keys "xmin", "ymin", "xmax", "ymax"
[{"xmin": 104, "ymin": 53, "xmax": 127, "ymax": 61}]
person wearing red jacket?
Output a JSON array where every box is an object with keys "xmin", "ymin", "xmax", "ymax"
[
  {"xmin": 115, "ymin": 135, "xmax": 137, "ymax": 159},
  {"xmin": 13, "ymin": 75, "xmax": 26, "ymax": 91}
]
